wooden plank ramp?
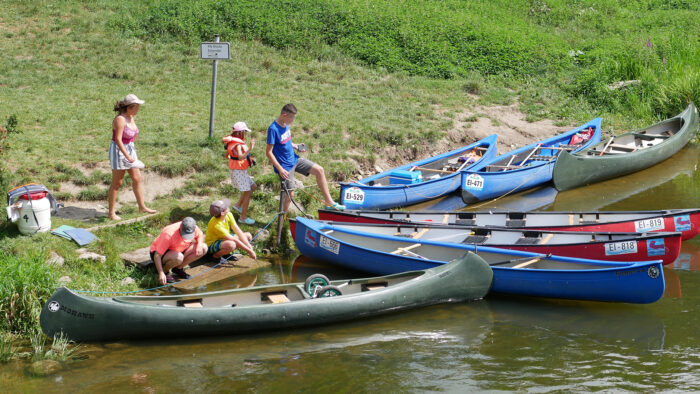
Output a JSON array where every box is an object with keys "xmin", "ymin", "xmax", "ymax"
[{"xmin": 174, "ymin": 257, "xmax": 270, "ymax": 290}]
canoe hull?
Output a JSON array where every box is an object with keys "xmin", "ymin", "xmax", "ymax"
[
  {"xmin": 40, "ymin": 253, "xmax": 492, "ymax": 341},
  {"xmin": 317, "ymin": 208, "xmax": 700, "ymax": 241},
  {"xmin": 553, "ymin": 103, "xmax": 699, "ymax": 191},
  {"xmin": 295, "ymin": 217, "xmax": 665, "ymax": 304},
  {"xmin": 461, "ymin": 119, "xmax": 602, "ymax": 203},
  {"xmin": 340, "ymin": 135, "xmax": 498, "ymax": 210},
  {"xmin": 291, "ymin": 220, "xmax": 681, "ymax": 266}
]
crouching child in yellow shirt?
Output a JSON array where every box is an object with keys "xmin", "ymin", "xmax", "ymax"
[{"xmin": 205, "ymin": 198, "xmax": 257, "ymax": 260}]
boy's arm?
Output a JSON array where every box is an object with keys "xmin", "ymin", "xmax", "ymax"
[{"xmin": 266, "ymin": 144, "xmax": 289, "ymax": 179}]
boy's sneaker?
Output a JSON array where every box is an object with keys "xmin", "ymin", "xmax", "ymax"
[
  {"xmin": 231, "ymin": 205, "xmax": 242, "ymax": 213},
  {"xmin": 240, "ymin": 217, "xmax": 255, "ymax": 225},
  {"xmin": 171, "ymin": 267, "xmax": 191, "ymax": 280},
  {"xmin": 165, "ymin": 273, "xmax": 176, "ymax": 284}
]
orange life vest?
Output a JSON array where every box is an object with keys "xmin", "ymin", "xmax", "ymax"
[{"xmin": 223, "ymin": 136, "xmax": 253, "ymax": 170}]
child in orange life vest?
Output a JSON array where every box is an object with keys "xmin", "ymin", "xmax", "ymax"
[{"xmin": 222, "ymin": 121, "xmax": 257, "ymax": 225}]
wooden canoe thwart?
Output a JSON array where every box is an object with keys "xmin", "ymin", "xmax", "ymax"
[
  {"xmin": 317, "ymin": 208, "xmax": 700, "ymax": 241},
  {"xmin": 40, "ymin": 252, "xmax": 493, "ymax": 342},
  {"xmin": 552, "ymin": 103, "xmax": 699, "ymax": 191},
  {"xmin": 294, "ymin": 217, "xmax": 666, "ymax": 304},
  {"xmin": 289, "ymin": 220, "xmax": 682, "ymax": 266}
]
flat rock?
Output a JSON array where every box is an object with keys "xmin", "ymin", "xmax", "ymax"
[
  {"xmin": 27, "ymin": 359, "xmax": 62, "ymax": 376},
  {"xmin": 77, "ymin": 251, "xmax": 105, "ymax": 263},
  {"xmin": 46, "ymin": 251, "xmax": 64, "ymax": 267},
  {"xmin": 120, "ymin": 247, "xmax": 152, "ymax": 267}
]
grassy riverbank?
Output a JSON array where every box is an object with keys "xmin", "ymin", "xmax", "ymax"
[{"xmin": 1, "ymin": 0, "xmax": 699, "ymax": 359}]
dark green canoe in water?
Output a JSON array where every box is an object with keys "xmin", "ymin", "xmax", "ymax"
[
  {"xmin": 40, "ymin": 253, "xmax": 493, "ymax": 341},
  {"xmin": 553, "ymin": 103, "xmax": 699, "ymax": 191}
]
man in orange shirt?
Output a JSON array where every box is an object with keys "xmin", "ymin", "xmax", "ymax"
[{"xmin": 150, "ymin": 217, "xmax": 207, "ymax": 284}]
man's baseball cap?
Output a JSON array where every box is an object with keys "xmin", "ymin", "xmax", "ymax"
[{"xmin": 180, "ymin": 217, "xmax": 197, "ymax": 240}]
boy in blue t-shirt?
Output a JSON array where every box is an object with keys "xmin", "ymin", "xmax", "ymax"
[{"xmin": 266, "ymin": 103, "xmax": 345, "ymax": 213}]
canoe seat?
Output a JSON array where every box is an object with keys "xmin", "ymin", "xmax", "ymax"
[
  {"xmin": 455, "ymin": 218, "xmax": 476, "ymax": 226},
  {"xmin": 362, "ymin": 282, "xmax": 388, "ymax": 292},
  {"xmin": 633, "ymin": 133, "xmax": 668, "ymax": 141},
  {"xmin": 609, "ymin": 144, "xmax": 637, "ymax": 152},
  {"xmin": 506, "ymin": 219, "xmax": 526, "ymax": 227},
  {"xmin": 178, "ymin": 299, "xmax": 203, "ymax": 308},
  {"xmin": 515, "ymin": 236, "xmax": 541, "ymax": 245},
  {"xmin": 557, "ymin": 144, "xmax": 580, "ymax": 150},
  {"xmin": 530, "ymin": 155, "xmax": 556, "ymax": 161},
  {"xmin": 462, "ymin": 235, "xmax": 489, "ymax": 244},
  {"xmin": 262, "ymin": 291, "xmax": 290, "ymax": 304}
]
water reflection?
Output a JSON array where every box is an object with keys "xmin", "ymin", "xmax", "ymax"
[
  {"xmin": 544, "ymin": 144, "xmax": 699, "ymax": 211},
  {"xmin": 37, "ymin": 302, "xmax": 494, "ymax": 393},
  {"xmin": 673, "ymin": 239, "xmax": 700, "ymax": 271}
]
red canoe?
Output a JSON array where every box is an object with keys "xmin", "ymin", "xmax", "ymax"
[
  {"xmin": 290, "ymin": 220, "xmax": 682, "ymax": 265},
  {"xmin": 317, "ymin": 208, "xmax": 700, "ymax": 241}
]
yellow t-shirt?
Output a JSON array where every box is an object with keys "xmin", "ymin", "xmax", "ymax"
[{"xmin": 205, "ymin": 211, "xmax": 237, "ymax": 246}]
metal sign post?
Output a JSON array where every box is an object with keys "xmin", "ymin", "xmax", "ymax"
[{"xmin": 201, "ymin": 35, "xmax": 230, "ymax": 138}]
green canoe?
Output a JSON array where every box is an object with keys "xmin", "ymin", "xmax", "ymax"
[
  {"xmin": 553, "ymin": 103, "xmax": 699, "ymax": 192},
  {"xmin": 40, "ymin": 252, "xmax": 493, "ymax": 341}
]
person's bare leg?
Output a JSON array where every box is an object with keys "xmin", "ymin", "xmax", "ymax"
[
  {"xmin": 240, "ymin": 190, "xmax": 253, "ymax": 219},
  {"xmin": 181, "ymin": 242, "xmax": 207, "ymax": 266},
  {"xmin": 162, "ymin": 250, "xmax": 184, "ymax": 273},
  {"xmin": 234, "ymin": 194, "xmax": 244, "ymax": 212},
  {"xmin": 309, "ymin": 164, "xmax": 334, "ymax": 205},
  {"xmin": 282, "ymin": 189, "xmax": 293, "ymax": 213},
  {"xmin": 212, "ymin": 240, "xmax": 237, "ymax": 259},
  {"xmin": 108, "ymin": 170, "xmax": 126, "ymax": 220},
  {"xmin": 128, "ymin": 168, "xmax": 157, "ymax": 214}
]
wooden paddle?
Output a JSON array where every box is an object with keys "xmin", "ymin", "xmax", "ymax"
[
  {"xmin": 598, "ymin": 137, "xmax": 614, "ymax": 156},
  {"xmin": 489, "ymin": 253, "xmax": 550, "ymax": 266}
]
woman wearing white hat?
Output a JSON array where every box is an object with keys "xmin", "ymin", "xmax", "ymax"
[{"xmin": 108, "ymin": 94, "xmax": 157, "ymax": 220}]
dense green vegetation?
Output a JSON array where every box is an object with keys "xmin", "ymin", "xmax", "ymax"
[
  {"xmin": 123, "ymin": 0, "xmax": 700, "ymax": 119},
  {"xmin": 0, "ymin": 0, "xmax": 698, "ymax": 360}
]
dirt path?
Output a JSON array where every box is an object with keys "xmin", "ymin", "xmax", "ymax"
[{"xmin": 57, "ymin": 102, "xmax": 570, "ymax": 221}]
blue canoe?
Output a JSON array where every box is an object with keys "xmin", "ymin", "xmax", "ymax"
[
  {"xmin": 460, "ymin": 119, "xmax": 602, "ymax": 203},
  {"xmin": 339, "ymin": 134, "xmax": 498, "ymax": 210},
  {"xmin": 293, "ymin": 217, "xmax": 665, "ymax": 304}
]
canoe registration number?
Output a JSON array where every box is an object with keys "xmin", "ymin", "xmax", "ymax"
[
  {"xmin": 634, "ymin": 217, "xmax": 664, "ymax": 232},
  {"xmin": 320, "ymin": 235, "xmax": 340, "ymax": 255},
  {"xmin": 604, "ymin": 240, "xmax": 638, "ymax": 256},
  {"xmin": 343, "ymin": 187, "xmax": 365, "ymax": 204},
  {"xmin": 464, "ymin": 174, "xmax": 484, "ymax": 190}
]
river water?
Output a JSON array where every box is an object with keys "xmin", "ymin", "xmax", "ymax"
[{"xmin": 4, "ymin": 146, "xmax": 700, "ymax": 392}]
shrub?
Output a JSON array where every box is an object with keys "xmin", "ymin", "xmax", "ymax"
[{"xmin": 0, "ymin": 250, "xmax": 57, "ymax": 336}]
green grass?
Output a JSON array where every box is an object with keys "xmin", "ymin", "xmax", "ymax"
[{"xmin": 1, "ymin": 0, "xmax": 699, "ymax": 352}]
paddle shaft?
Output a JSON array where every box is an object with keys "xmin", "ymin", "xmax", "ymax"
[{"xmin": 489, "ymin": 253, "xmax": 549, "ymax": 266}]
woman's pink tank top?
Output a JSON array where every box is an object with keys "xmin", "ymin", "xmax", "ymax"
[{"xmin": 112, "ymin": 116, "xmax": 139, "ymax": 144}]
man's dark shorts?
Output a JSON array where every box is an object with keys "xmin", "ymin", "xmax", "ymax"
[{"xmin": 280, "ymin": 158, "xmax": 315, "ymax": 191}]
